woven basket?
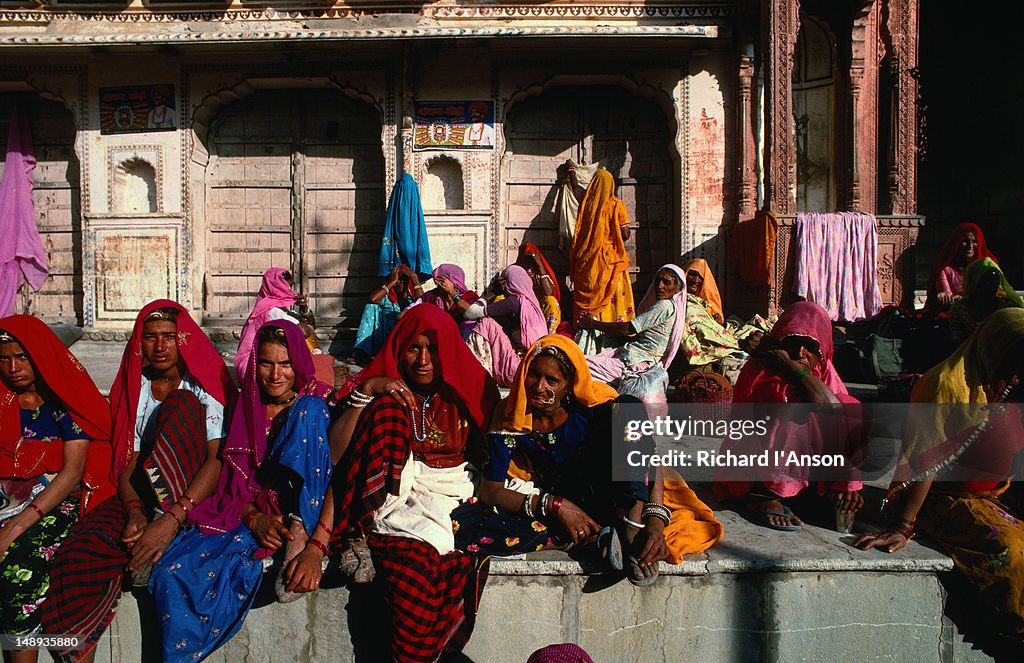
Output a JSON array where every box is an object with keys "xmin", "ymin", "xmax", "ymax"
[{"xmin": 670, "ymin": 370, "xmax": 733, "ymax": 421}]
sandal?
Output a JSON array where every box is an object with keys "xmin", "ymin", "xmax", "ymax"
[
  {"xmin": 626, "ymin": 555, "xmax": 660, "ymax": 587},
  {"xmin": 743, "ymin": 499, "xmax": 802, "ymax": 532},
  {"xmin": 597, "ymin": 526, "xmax": 623, "ymax": 572},
  {"xmin": 338, "ymin": 538, "xmax": 375, "ymax": 584}
]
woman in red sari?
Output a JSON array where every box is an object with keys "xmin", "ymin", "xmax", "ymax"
[
  {"xmin": 926, "ymin": 222, "xmax": 997, "ymax": 311},
  {"xmin": 329, "ymin": 305, "xmax": 499, "ymax": 663},
  {"xmin": 0, "ymin": 316, "xmax": 115, "ymax": 663},
  {"xmin": 42, "ymin": 300, "xmax": 235, "ymax": 662}
]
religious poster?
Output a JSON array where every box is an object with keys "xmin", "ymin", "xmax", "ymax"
[
  {"xmin": 99, "ymin": 84, "xmax": 178, "ymax": 135},
  {"xmin": 414, "ymin": 100, "xmax": 495, "ymax": 150}
]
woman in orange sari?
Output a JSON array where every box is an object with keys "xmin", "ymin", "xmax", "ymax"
[{"xmin": 570, "ymin": 169, "xmax": 635, "ymax": 354}]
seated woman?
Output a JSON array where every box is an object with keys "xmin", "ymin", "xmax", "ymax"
[
  {"xmin": 463, "ymin": 264, "xmax": 548, "ymax": 387},
  {"xmin": 682, "ymin": 258, "xmax": 725, "ymax": 324},
  {"xmin": 329, "ymin": 305, "xmax": 500, "ymax": 663},
  {"xmin": 579, "ymin": 265, "xmax": 686, "ymax": 407},
  {"xmin": 0, "ymin": 316, "xmax": 115, "ymax": 663},
  {"xmin": 453, "ymin": 335, "xmax": 682, "ymax": 585},
  {"xmin": 41, "ymin": 300, "xmax": 235, "ymax": 661},
  {"xmin": 677, "ymin": 259, "xmax": 741, "ymax": 370},
  {"xmin": 714, "ymin": 302, "xmax": 864, "ymax": 531},
  {"xmin": 517, "ymin": 242, "xmax": 562, "ymax": 334},
  {"xmin": 571, "ymin": 169, "xmax": 636, "ymax": 355},
  {"xmin": 149, "ymin": 320, "xmax": 333, "ymax": 662},
  {"xmin": 236, "ymin": 267, "xmax": 317, "ymax": 383},
  {"xmin": 351, "ymin": 264, "xmax": 422, "ymax": 362},
  {"xmin": 854, "ymin": 308, "xmax": 1024, "ymax": 656},
  {"xmin": 948, "ymin": 257, "xmax": 1024, "ymax": 345},
  {"xmin": 417, "ymin": 263, "xmax": 478, "ymax": 327},
  {"xmin": 925, "ymin": 222, "xmax": 996, "ymax": 312}
]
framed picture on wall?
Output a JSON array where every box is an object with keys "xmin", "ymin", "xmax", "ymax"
[
  {"xmin": 414, "ymin": 100, "xmax": 495, "ymax": 149},
  {"xmin": 100, "ymin": 84, "xmax": 177, "ymax": 134}
]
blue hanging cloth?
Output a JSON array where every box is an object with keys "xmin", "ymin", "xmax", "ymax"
[{"xmin": 378, "ymin": 173, "xmax": 432, "ymax": 277}]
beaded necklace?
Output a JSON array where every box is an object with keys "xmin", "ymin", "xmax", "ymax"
[{"xmin": 411, "ymin": 392, "xmax": 437, "ymax": 443}]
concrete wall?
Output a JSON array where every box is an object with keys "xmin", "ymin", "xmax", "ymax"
[{"xmin": 94, "ymin": 566, "xmax": 994, "ymax": 663}]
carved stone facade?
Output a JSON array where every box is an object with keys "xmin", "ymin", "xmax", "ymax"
[{"xmin": 0, "ymin": 1, "xmax": 920, "ymax": 329}]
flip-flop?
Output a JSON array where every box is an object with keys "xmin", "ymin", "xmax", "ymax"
[
  {"xmin": 597, "ymin": 526, "xmax": 624, "ymax": 572},
  {"xmin": 746, "ymin": 503, "xmax": 802, "ymax": 532},
  {"xmin": 626, "ymin": 555, "xmax": 660, "ymax": 587}
]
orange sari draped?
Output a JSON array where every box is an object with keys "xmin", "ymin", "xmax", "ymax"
[{"xmin": 570, "ymin": 169, "xmax": 634, "ymax": 323}]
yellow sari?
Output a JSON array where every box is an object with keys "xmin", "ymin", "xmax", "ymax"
[{"xmin": 570, "ymin": 169, "xmax": 635, "ymax": 325}]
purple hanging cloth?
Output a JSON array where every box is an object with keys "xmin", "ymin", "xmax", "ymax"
[{"xmin": 0, "ymin": 101, "xmax": 49, "ymax": 317}]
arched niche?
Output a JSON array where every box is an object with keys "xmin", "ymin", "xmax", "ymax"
[
  {"xmin": 422, "ymin": 154, "xmax": 466, "ymax": 210},
  {"xmin": 794, "ymin": 14, "xmax": 838, "ymax": 212},
  {"xmin": 112, "ymin": 158, "xmax": 157, "ymax": 213}
]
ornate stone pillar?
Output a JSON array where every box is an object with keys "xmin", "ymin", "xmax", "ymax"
[
  {"xmin": 885, "ymin": 0, "xmax": 920, "ymax": 215},
  {"xmin": 849, "ymin": 1, "xmax": 882, "ymax": 213},
  {"xmin": 737, "ymin": 46, "xmax": 757, "ymax": 219},
  {"xmin": 764, "ymin": 0, "xmax": 800, "ymax": 214}
]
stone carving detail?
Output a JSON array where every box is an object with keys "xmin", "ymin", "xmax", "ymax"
[{"xmin": 766, "ymin": 0, "xmax": 800, "ymax": 215}]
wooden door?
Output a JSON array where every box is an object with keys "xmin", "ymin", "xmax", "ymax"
[
  {"xmin": 204, "ymin": 89, "xmax": 385, "ymax": 324},
  {"xmin": 502, "ymin": 86, "xmax": 674, "ymax": 307}
]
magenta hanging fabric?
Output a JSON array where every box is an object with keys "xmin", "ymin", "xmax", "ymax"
[{"xmin": 0, "ymin": 101, "xmax": 48, "ymax": 317}]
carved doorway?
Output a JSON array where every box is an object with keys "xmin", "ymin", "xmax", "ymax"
[
  {"xmin": 203, "ymin": 88, "xmax": 385, "ymax": 325},
  {"xmin": 502, "ymin": 85, "xmax": 675, "ymax": 308},
  {"xmin": 0, "ymin": 94, "xmax": 82, "ymax": 324}
]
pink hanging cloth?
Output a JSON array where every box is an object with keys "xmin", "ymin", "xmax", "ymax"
[{"xmin": 0, "ymin": 101, "xmax": 48, "ymax": 317}]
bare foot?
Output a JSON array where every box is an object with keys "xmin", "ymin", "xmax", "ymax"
[{"xmin": 283, "ymin": 517, "xmax": 308, "ymax": 563}]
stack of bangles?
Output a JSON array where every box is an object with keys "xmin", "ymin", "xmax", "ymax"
[
  {"xmin": 791, "ymin": 366, "xmax": 811, "ymax": 380},
  {"xmin": 306, "ymin": 520, "xmax": 332, "ymax": 556},
  {"xmin": 641, "ymin": 502, "xmax": 672, "ymax": 526},
  {"xmin": 347, "ymin": 389, "xmax": 373, "ymax": 410},
  {"xmin": 890, "ymin": 518, "xmax": 915, "ymax": 540},
  {"xmin": 164, "ymin": 493, "xmax": 196, "ymax": 529},
  {"xmin": 521, "ymin": 492, "xmax": 563, "ymax": 519}
]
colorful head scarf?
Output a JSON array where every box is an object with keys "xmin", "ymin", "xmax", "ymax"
[
  {"xmin": 494, "ymin": 334, "xmax": 618, "ymax": 434},
  {"xmin": 527, "ymin": 644, "xmax": 595, "ymax": 663},
  {"xmin": 891, "ymin": 307, "xmax": 1024, "ymax": 494},
  {"xmin": 963, "ymin": 257, "xmax": 1024, "ymax": 309},
  {"xmin": 235, "ymin": 267, "xmax": 299, "ymax": 383},
  {"xmin": 517, "ymin": 241, "xmax": 561, "ymax": 301},
  {"xmin": 636, "ymin": 264, "xmax": 688, "ymax": 369},
  {"xmin": 501, "ymin": 264, "xmax": 548, "ymax": 349},
  {"xmin": 733, "ymin": 301, "xmax": 849, "ymax": 403},
  {"xmin": 336, "ymin": 304, "xmax": 498, "ymax": 431},
  {"xmin": 927, "ymin": 222, "xmax": 997, "ymax": 306},
  {"xmin": 682, "ymin": 258, "xmax": 724, "ymax": 321},
  {"xmin": 378, "ymin": 173, "xmax": 432, "ymax": 278},
  {"xmin": 109, "ymin": 299, "xmax": 236, "ymax": 482},
  {"xmin": 570, "ymin": 168, "xmax": 631, "ymax": 317},
  {"xmin": 418, "ymin": 263, "xmax": 471, "ymax": 309},
  {"xmin": 191, "ymin": 319, "xmax": 331, "ymax": 534},
  {"xmin": 0, "ymin": 315, "xmax": 114, "ymax": 513}
]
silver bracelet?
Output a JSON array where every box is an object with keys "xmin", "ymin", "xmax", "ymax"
[
  {"xmin": 623, "ymin": 517, "xmax": 646, "ymax": 529},
  {"xmin": 522, "ymin": 494, "xmax": 535, "ymax": 519}
]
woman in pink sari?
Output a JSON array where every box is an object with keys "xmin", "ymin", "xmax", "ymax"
[
  {"xmin": 464, "ymin": 265, "xmax": 547, "ymax": 387},
  {"xmin": 714, "ymin": 302, "xmax": 864, "ymax": 530},
  {"xmin": 235, "ymin": 268, "xmax": 315, "ymax": 383}
]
